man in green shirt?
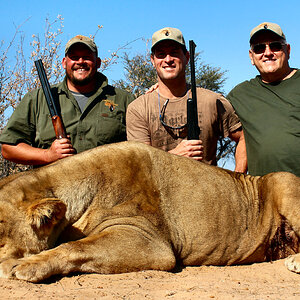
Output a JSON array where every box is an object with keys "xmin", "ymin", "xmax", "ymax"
[
  {"xmin": 228, "ymin": 22, "xmax": 300, "ymax": 177},
  {"xmin": 0, "ymin": 35, "xmax": 134, "ymax": 166}
]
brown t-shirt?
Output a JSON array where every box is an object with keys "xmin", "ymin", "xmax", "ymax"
[{"xmin": 126, "ymin": 88, "xmax": 241, "ymax": 165}]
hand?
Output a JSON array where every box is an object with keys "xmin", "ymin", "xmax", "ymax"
[
  {"xmin": 169, "ymin": 140, "xmax": 203, "ymax": 161},
  {"xmin": 45, "ymin": 137, "xmax": 76, "ymax": 163},
  {"xmin": 145, "ymin": 83, "xmax": 158, "ymax": 94}
]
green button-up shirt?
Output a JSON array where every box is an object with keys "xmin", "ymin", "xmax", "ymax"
[{"xmin": 0, "ymin": 72, "xmax": 134, "ymax": 153}]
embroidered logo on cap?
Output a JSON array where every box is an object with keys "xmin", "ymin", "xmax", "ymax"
[{"xmin": 162, "ymin": 29, "xmax": 170, "ymax": 36}]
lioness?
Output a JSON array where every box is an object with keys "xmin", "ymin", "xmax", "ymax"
[{"xmin": 0, "ymin": 141, "xmax": 299, "ymax": 282}]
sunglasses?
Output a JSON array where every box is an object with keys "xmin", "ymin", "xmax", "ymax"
[
  {"xmin": 159, "ymin": 99, "xmax": 187, "ymax": 139},
  {"xmin": 251, "ymin": 41, "xmax": 286, "ymax": 54}
]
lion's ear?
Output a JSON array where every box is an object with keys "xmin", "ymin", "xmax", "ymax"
[{"xmin": 26, "ymin": 198, "xmax": 67, "ymax": 236}]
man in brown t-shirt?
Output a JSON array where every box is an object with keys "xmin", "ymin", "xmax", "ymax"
[{"xmin": 126, "ymin": 27, "xmax": 247, "ymax": 171}]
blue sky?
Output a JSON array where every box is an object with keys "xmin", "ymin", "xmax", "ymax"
[
  {"xmin": 2, "ymin": 0, "xmax": 299, "ymax": 95},
  {"xmin": 1, "ymin": 0, "xmax": 299, "ymax": 169}
]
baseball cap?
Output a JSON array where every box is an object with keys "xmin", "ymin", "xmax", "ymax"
[
  {"xmin": 250, "ymin": 22, "xmax": 286, "ymax": 43},
  {"xmin": 151, "ymin": 27, "xmax": 186, "ymax": 51},
  {"xmin": 65, "ymin": 35, "xmax": 98, "ymax": 55}
]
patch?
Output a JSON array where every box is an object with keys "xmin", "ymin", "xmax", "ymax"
[{"xmin": 104, "ymin": 100, "xmax": 118, "ymax": 112}]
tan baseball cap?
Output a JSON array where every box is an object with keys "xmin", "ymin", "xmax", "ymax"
[
  {"xmin": 250, "ymin": 22, "xmax": 286, "ymax": 43},
  {"xmin": 65, "ymin": 35, "xmax": 98, "ymax": 55},
  {"xmin": 151, "ymin": 27, "xmax": 186, "ymax": 51}
]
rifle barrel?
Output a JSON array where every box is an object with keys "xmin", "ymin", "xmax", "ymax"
[
  {"xmin": 187, "ymin": 40, "xmax": 200, "ymax": 140},
  {"xmin": 34, "ymin": 59, "xmax": 67, "ymax": 139},
  {"xmin": 189, "ymin": 40, "xmax": 197, "ymax": 106},
  {"xmin": 34, "ymin": 60, "xmax": 58, "ymax": 117}
]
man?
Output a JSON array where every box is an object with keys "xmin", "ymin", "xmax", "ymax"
[
  {"xmin": 0, "ymin": 35, "xmax": 134, "ymax": 166},
  {"xmin": 227, "ymin": 22, "xmax": 300, "ymax": 177},
  {"xmin": 126, "ymin": 27, "xmax": 247, "ymax": 172}
]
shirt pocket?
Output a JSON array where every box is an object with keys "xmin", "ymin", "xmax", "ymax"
[{"xmin": 96, "ymin": 115, "xmax": 126, "ymax": 144}]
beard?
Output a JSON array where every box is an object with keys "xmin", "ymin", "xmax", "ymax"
[{"xmin": 65, "ymin": 70, "xmax": 95, "ymax": 86}]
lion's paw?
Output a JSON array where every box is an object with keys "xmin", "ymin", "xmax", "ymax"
[
  {"xmin": 0, "ymin": 259, "xmax": 19, "ymax": 279},
  {"xmin": 285, "ymin": 254, "xmax": 300, "ymax": 274},
  {"xmin": 0, "ymin": 258, "xmax": 51, "ymax": 282}
]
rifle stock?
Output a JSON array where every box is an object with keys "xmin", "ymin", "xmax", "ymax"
[
  {"xmin": 51, "ymin": 115, "xmax": 67, "ymax": 140},
  {"xmin": 187, "ymin": 40, "xmax": 200, "ymax": 140},
  {"xmin": 34, "ymin": 59, "xmax": 67, "ymax": 139}
]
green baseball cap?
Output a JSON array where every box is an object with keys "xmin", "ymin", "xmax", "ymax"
[
  {"xmin": 65, "ymin": 35, "xmax": 98, "ymax": 55},
  {"xmin": 151, "ymin": 27, "xmax": 186, "ymax": 51},
  {"xmin": 250, "ymin": 22, "xmax": 286, "ymax": 43}
]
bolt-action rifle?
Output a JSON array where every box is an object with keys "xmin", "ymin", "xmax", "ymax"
[
  {"xmin": 187, "ymin": 40, "xmax": 200, "ymax": 140},
  {"xmin": 34, "ymin": 59, "xmax": 67, "ymax": 139}
]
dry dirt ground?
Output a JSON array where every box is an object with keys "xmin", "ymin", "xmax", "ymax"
[{"xmin": 1, "ymin": 259, "xmax": 299, "ymax": 299}]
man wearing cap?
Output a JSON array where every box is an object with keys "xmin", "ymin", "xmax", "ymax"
[
  {"xmin": 227, "ymin": 22, "xmax": 300, "ymax": 177},
  {"xmin": 0, "ymin": 35, "xmax": 134, "ymax": 166},
  {"xmin": 126, "ymin": 27, "xmax": 247, "ymax": 171}
]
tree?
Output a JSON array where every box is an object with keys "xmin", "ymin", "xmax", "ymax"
[
  {"xmin": 0, "ymin": 16, "xmax": 64, "ymax": 131},
  {"xmin": 0, "ymin": 16, "xmax": 65, "ymax": 177},
  {"xmin": 186, "ymin": 52, "xmax": 227, "ymax": 94},
  {"xmin": 114, "ymin": 49, "xmax": 236, "ymax": 165},
  {"xmin": 114, "ymin": 52, "xmax": 156, "ymax": 98}
]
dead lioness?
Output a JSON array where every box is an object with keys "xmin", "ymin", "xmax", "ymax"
[{"xmin": 0, "ymin": 141, "xmax": 299, "ymax": 282}]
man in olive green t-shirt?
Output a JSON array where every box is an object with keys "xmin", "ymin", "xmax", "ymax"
[
  {"xmin": 228, "ymin": 22, "xmax": 300, "ymax": 177},
  {"xmin": 0, "ymin": 35, "xmax": 134, "ymax": 166}
]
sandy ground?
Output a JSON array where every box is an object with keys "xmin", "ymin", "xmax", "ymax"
[{"xmin": 1, "ymin": 259, "xmax": 299, "ymax": 299}]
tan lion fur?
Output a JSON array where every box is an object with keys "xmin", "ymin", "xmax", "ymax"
[{"xmin": 0, "ymin": 141, "xmax": 299, "ymax": 282}]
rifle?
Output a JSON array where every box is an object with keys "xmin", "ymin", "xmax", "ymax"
[
  {"xmin": 34, "ymin": 59, "xmax": 67, "ymax": 139},
  {"xmin": 187, "ymin": 40, "xmax": 200, "ymax": 140}
]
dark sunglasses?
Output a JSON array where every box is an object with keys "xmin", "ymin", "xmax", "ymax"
[
  {"xmin": 251, "ymin": 41, "xmax": 285, "ymax": 54},
  {"xmin": 159, "ymin": 99, "xmax": 187, "ymax": 139}
]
